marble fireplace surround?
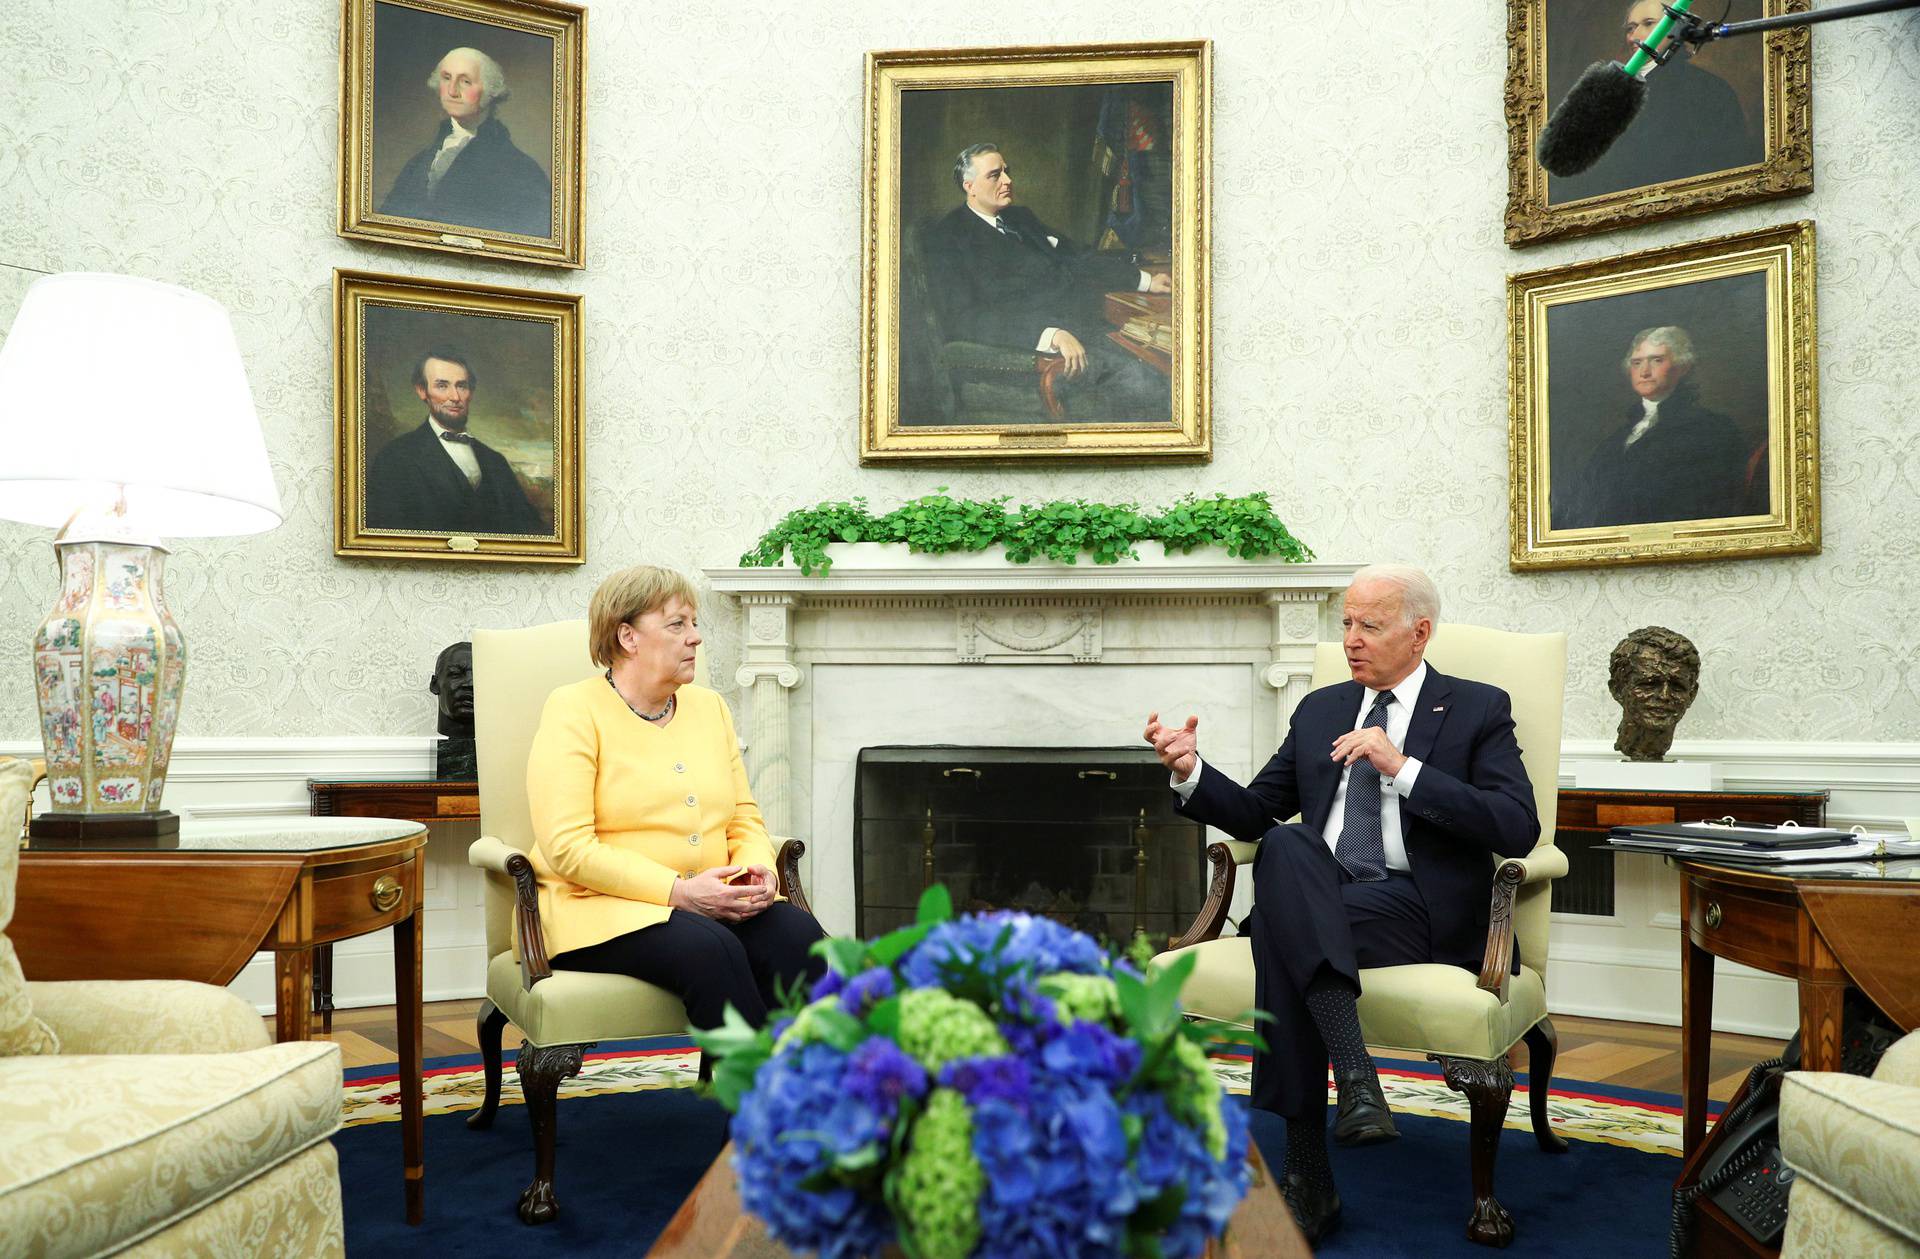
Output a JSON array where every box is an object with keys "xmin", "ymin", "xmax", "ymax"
[{"xmin": 705, "ymin": 552, "xmax": 1363, "ymax": 935}]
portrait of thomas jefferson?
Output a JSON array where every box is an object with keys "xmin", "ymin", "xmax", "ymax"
[
  {"xmin": 1549, "ymin": 323, "xmax": 1768, "ymax": 531},
  {"xmin": 1545, "ymin": 0, "xmax": 1764, "ymax": 204}
]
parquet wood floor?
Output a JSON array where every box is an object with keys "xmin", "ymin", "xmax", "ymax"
[{"xmin": 312, "ymin": 1000, "xmax": 1787, "ymax": 1102}]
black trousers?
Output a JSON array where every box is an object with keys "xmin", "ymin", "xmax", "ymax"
[
  {"xmin": 1059, "ymin": 334, "xmax": 1170, "ymax": 422},
  {"xmin": 1247, "ymin": 822, "xmax": 1434, "ymax": 1121},
  {"xmin": 550, "ymin": 902, "xmax": 827, "ymax": 1030}
]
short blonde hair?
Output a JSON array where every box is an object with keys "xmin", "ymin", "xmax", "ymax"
[{"xmin": 588, "ymin": 565, "xmax": 698, "ymax": 667}]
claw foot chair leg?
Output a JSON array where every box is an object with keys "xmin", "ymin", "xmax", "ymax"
[
  {"xmin": 467, "ymin": 1000, "xmax": 509, "ymax": 1131},
  {"xmin": 516, "ymin": 1041, "xmax": 590, "ymax": 1224},
  {"xmin": 1436, "ymin": 1053, "xmax": 1518, "ymax": 1247},
  {"xmin": 1522, "ymin": 1017, "xmax": 1569, "ymax": 1154}
]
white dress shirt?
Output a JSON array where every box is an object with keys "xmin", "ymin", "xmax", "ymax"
[
  {"xmin": 428, "ymin": 414, "xmax": 482, "ymax": 486},
  {"xmin": 1624, "ymin": 397, "xmax": 1662, "ymax": 448},
  {"xmin": 963, "ymin": 204, "xmax": 1151, "ymax": 353},
  {"xmin": 1173, "ymin": 661, "xmax": 1429, "ymax": 872},
  {"xmin": 427, "ymin": 118, "xmax": 477, "ymax": 191}
]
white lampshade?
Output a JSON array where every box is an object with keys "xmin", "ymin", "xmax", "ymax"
[{"xmin": 0, "ymin": 272, "xmax": 282, "ymax": 536}]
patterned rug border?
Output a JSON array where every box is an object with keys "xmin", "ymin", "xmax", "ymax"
[{"xmin": 343, "ymin": 1044, "xmax": 1696, "ymax": 1156}]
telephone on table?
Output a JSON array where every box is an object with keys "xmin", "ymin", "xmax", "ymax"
[{"xmin": 1697, "ymin": 1098, "xmax": 1793, "ymax": 1247}]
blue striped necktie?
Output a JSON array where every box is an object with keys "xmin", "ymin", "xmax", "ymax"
[{"xmin": 1334, "ymin": 692, "xmax": 1395, "ymax": 881}]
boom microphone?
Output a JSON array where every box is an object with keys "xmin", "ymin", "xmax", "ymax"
[
  {"xmin": 1536, "ymin": 0, "xmax": 1696, "ymax": 177},
  {"xmin": 1536, "ymin": 62, "xmax": 1647, "ymax": 177}
]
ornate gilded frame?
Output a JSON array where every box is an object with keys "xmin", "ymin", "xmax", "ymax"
[
  {"xmin": 338, "ymin": 0, "xmax": 585, "ymax": 268},
  {"xmin": 333, "ymin": 268, "xmax": 584, "ymax": 564},
  {"xmin": 1508, "ymin": 221, "xmax": 1818, "ymax": 571},
  {"xmin": 860, "ymin": 41, "xmax": 1211, "ymax": 463},
  {"xmin": 1504, "ymin": 0, "xmax": 1812, "ymax": 247}
]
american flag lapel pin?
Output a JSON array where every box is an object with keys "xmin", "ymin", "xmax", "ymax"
[{"xmin": 1431, "ymin": 705, "xmax": 1446, "ymax": 712}]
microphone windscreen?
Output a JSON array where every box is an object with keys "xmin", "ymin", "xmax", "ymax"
[{"xmin": 1537, "ymin": 61, "xmax": 1648, "ymax": 177}]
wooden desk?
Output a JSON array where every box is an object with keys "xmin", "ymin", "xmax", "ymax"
[
  {"xmin": 645, "ymin": 1139, "xmax": 1308, "ymax": 1258},
  {"xmin": 308, "ymin": 775, "xmax": 475, "ymax": 1032},
  {"xmin": 12, "ymin": 817, "xmax": 430, "ymax": 1226},
  {"xmin": 1672, "ymin": 856, "xmax": 1920, "ymax": 1257}
]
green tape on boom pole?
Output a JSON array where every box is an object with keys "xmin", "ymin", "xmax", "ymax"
[{"xmin": 1622, "ymin": 0, "xmax": 1696, "ymax": 79}]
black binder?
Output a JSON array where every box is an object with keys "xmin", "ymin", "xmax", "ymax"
[{"xmin": 1607, "ymin": 822, "xmax": 1854, "ymax": 851}]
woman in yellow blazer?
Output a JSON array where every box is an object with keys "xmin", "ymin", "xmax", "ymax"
[{"xmin": 526, "ymin": 565, "xmax": 825, "ymax": 1029}]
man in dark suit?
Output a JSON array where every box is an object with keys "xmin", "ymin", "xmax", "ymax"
[
  {"xmin": 1550, "ymin": 325, "xmax": 1766, "ymax": 530},
  {"xmin": 379, "ymin": 47, "xmax": 552, "ymax": 238},
  {"xmin": 1144, "ymin": 565, "xmax": 1538, "ymax": 1243},
  {"xmin": 919, "ymin": 142, "xmax": 1171, "ymax": 421},
  {"xmin": 365, "ymin": 348, "xmax": 548, "ymax": 536}
]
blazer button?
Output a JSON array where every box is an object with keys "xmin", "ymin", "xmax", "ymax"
[{"xmin": 688, "ymin": 833, "xmax": 701, "ymax": 845}]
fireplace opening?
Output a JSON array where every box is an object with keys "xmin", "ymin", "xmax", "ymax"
[{"xmin": 853, "ymin": 746, "xmax": 1208, "ymax": 947}]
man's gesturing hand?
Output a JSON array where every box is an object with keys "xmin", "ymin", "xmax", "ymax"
[
  {"xmin": 1052, "ymin": 329, "xmax": 1089, "ymax": 377},
  {"xmin": 1144, "ymin": 711, "xmax": 1199, "ymax": 779},
  {"xmin": 1329, "ymin": 726, "xmax": 1406, "ymax": 779}
]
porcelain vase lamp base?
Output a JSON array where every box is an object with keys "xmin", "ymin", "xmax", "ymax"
[{"xmin": 29, "ymin": 534, "xmax": 186, "ymax": 847}]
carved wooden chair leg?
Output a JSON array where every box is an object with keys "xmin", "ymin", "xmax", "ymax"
[
  {"xmin": 1436, "ymin": 1053, "xmax": 1517, "ymax": 1248},
  {"xmin": 1522, "ymin": 1017, "xmax": 1569, "ymax": 1154},
  {"xmin": 515, "ymin": 1041, "xmax": 590, "ymax": 1224},
  {"xmin": 467, "ymin": 1000, "xmax": 509, "ymax": 1131}
]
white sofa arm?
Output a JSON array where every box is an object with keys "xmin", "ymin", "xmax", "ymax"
[{"xmin": 26, "ymin": 980, "xmax": 272, "ymax": 1055}]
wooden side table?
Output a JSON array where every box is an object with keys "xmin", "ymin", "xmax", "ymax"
[
  {"xmin": 12, "ymin": 817, "xmax": 431, "ymax": 1226},
  {"xmin": 1667, "ymin": 855, "xmax": 1920, "ymax": 1258},
  {"xmin": 307, "ymin": 775, "xmax": 476, "ymax": 1031}
]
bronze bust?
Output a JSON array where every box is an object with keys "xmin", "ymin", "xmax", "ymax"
[
  {"xmin": 430, "ymin": 641, "xmax": 476, "ymax": 780},
  {"xmin": 1607, "ymin": 626, "xmax": 1700, "ymax": 762}
]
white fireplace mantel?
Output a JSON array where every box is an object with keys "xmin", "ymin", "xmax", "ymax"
[{"xmin": 705, "ymin": 549, "xmax": 1362, "ymax": 932}]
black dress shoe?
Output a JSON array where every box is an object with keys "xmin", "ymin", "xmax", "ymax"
[
  {"xmin": 1280, "ymin": 1171, "xmax": 1343, "ymax": 1244},
  {"xmin": 1332, "ymin": 1069, "xmax": 1400, "ymax": 1146}
]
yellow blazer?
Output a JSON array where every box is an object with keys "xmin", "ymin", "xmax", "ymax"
[{"xmin": 525, "ymin": 678, "xmax": 779, "ymax": 958}]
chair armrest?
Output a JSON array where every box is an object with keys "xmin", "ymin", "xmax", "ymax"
[
  {"xmin": 1475, "ymin": 846, "xmax": 1567, "ymax": 1000},
  {"xmin": 773, "ymin": 838, "xmax": 812, "ymax": 917},
  {"xmin": 26, "ymin": 979, "xmax": 273, "ymax": 1054},
  {"xmin": 469, "ymin": 836, "xmax": 552, "ymax": 989},
  {"xmin": 1167, "ymin": 842, "xmax": 1250, "ymax": 950}
]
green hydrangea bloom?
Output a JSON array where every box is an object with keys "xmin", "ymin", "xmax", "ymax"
[
  {"xmin": 1042, "ymin": 972, "xmax": 1120, "ymax": 1025},
  {"xmin": 772, "ymin": 996, "xmax": 843, "ymax": 1051},
  {"xmin": 894, "ymin": 1087, "xmax": 984, "ymax": 1259},
  {"xmin": 897, "ymin": 988, "xmax": 1007, "ymax": 1070},
  {"xmin": 1167, "ymin": 1035, "xmax": 1228, "ymax": 1160}
]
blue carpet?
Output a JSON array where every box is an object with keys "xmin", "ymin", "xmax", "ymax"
[{"xmin": 337, "ymin": 1061, "xmax": 1679, "ymax": 1256}]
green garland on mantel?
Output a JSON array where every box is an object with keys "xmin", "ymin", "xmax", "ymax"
[{"xmin": 738, "ymin": 490, "xmax": 1315, "ymax": 576}]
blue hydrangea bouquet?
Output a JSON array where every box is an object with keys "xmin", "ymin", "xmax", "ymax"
[{"xmin": 693, "ymin": 887, "xmax": 1264, "ymax": 1259}]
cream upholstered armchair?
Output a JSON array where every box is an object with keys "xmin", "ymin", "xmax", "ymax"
[
  {"xmin": 1779, "ymin": 1029, "xmax": 1920, "ymax": 1256},
  {"xmin": 466, "ymin": 620, "xmax": 810, "ymax": 1225},
  {"xmin": 0, "ymin": 758, "xmax": 346, "ymax": 1257},
  {"xmin": 1153, "ymin": 624, "xmax": 1569, "ymax": 1247}
]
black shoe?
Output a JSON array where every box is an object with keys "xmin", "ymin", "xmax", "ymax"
[
  {"xmin": 1280, "ymin": 1171, "xmax": 1343, "ymax": 1244},
  {"xmin": 1331, "ymin": 1069, "xmax": 1399, "ymax": 1146}
]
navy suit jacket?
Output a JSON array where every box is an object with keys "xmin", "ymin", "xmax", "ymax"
[
  {"xmin": 364, "ymin": 421, "xmax": 548, "ymax": 537},
  {"xmin": 920, "ymin": 204, "xmax": 1142, "ymax": 353},
  {"xmin": 1178, "ymin": 667, "xmax": 1538, "ymax": 969}
]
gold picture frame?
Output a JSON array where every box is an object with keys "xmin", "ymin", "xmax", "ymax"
[
  {"xmin": 338, "ymin": 0, "xmax": 585, "ymax": 268},
  {"xmin": 1504, "ymin": 0, "xmax": 1812, "ymax": 247},
  {"xmin": 860, "ymin": 41, "xmax": 1211, "ymax": 463},
  {"xmin": 1508, "ymin": 221, "xmax": 1817, "ymax": 572},
  {"xmin": 334, "ymin": 268, "xmax": 584, "ymax": 564}
]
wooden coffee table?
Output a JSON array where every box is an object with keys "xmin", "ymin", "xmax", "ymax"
[{"xmin": 646, "ymin": 1138, "xmax": 1309, "ymax": 1258}]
